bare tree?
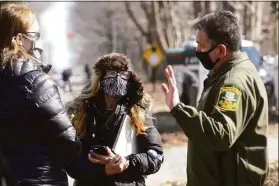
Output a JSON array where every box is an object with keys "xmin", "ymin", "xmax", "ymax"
[
  {"xmin": 125, "ymin": 2, "xmax": 199, "ymax": 52},
  {"xmin": 125, "ymin": 2, "xmax": 199, "ymax": 83},
  {"xmin": 67, "ymin": 2, "xmax": 147, "ymax": 77},
  {"xmin": 67, "ymin": 2, "xmax": 112, "ymax": 69},
  {"xmin": 271, "ymin": 1, "xmax": 278, "ymax": 51},
  {"xmin": 66, "ymin": 1, "xmax": 276, "ymax": 81}
]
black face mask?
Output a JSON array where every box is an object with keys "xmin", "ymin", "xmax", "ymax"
[
  {"xmin": 196, "ymin": 45, "xmax": 220, "ymax": 70},
  {"xmin": 101, "ymin": 75, "xmax": 129, "ymax": 98}
]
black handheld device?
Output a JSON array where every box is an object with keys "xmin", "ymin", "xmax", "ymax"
[{"xmin": 90, "ymin": 145, "xmax": 108, "ymax": 156}]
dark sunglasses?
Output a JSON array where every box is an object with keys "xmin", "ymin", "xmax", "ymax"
[{"xmin": 104, "ymin": 70, "xmax": 130, "ymax": 80}]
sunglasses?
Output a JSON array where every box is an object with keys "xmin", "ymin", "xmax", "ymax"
[
  {"xmin": 23, "ymin": 32, "xmax": 41, "ymax": 41},
  {"xmin": 104, "ymin": 70, "xmax": 130, "ymax": 80}
]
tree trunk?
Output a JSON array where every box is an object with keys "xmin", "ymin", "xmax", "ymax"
[
  {"xmin": 205, "ymin": 1, "xmax": 211, "ymax": 13},
  {"xmin": 249, "ymin": 1, "xmax": 263, "ymax": 49},
  {"xmin": 193, "ymin": 2, "xmax": 201, "ymax": 18},
  {"xmin": 222, "ymin": 1, "xmax": 235, "ymax": 13},
  {"xmin": 200, "ymin": 1, "xmax": 206, "ymax": 15},
  {"xmin": 255, "ymin": 2, "xmax": 263, "ymax": 50},
  {"xmin": 246, "ymin": 1, "xmax": 252, "ymax": 40},
  {"xmin": 209, "ymin": 2, "xmax": 218, "ymax": 12},
  {"xmin": 243, "ymin": 4, "xmax": 248, "ymax": 37}
]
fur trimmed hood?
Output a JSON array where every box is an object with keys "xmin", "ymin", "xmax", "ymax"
[{"xmin": 94, "ymin": 53, "xmax": 129, "ymax": 76}]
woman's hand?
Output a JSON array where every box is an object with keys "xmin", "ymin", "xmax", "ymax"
[
  {"xmin": 88, "ymin": 147, "xmax": 129, "ymax": 175},
  {"xmin": 88, "ymin": 147, "xmax": 115, "ymax": 164},
  {"xmin": 105, "ymin": 155, "xmax": 129, "ymax": 175}
]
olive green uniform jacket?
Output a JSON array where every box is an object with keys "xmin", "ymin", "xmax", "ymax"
[{"xmin": 171, "ymin": 52, "xmax": 269, "ymax": 186}]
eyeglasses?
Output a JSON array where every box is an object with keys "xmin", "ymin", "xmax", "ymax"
[
  {"xmin": 104, "ymin": 70, "xmax": 130, "ymax": 80},
  {"xmin": 23, "ymin": 32, "xmax": 40, "ymax": 41}
]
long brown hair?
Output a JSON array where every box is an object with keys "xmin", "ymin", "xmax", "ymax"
[
  {"xmin": 0, "ymin": 3, "xmax": 36, "ymax": 67},
  {"xmin": 69, "ymin": 55, "xmax": 152, "ymax": 137}
]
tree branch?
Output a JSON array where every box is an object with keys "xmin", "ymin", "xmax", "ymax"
[
  {"xmin": 140, "ymin": 1, "xmax": 150, "ymax": 18},
  {"xmin": 172, "ymin": 3, "xmax": 182, "ymax": 47},
  {"xmin": 163, "ymin": 1, "xmax": 174, "ymax": 47},
  {"xmin": 186, "ymin": 15, "xmax": 202, "ymax": 25},
  {"xmin": 153, "ymin": 1, "xmax": 168, "ymax": 51},
  {"xmin": 124, "ymin": 2, "xmax": 147, "ymax": 37},
  {"xmin": 241, "ymin": 1, "xmax": 256, "ymax": 13}
]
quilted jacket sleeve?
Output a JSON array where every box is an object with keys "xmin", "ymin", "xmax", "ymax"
[{"xmin": 29, "ymin": 71, "xmax": 81, "ymax": 165}]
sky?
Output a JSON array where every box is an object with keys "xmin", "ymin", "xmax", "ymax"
[{"xmin": 37, "ymin": 2, "xmax": 74, "ymax": 73}]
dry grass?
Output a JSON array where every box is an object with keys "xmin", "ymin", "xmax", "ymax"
[
  {"xmin": 264, "ymin": 161, "xmax": 279, "ymax": 186},
  {"xmin": 144, "ymin": 83, "xmax": 169, "ymax": 113},
  {"xmin": 160, "ymin": 161, "xmax": 278, "ymax": 186},
  {"xmin": 161, "ymin": 132, "xmax": 188, "ymax": 148}
]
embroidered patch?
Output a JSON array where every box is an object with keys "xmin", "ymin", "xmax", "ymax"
[{"xmin": 216, "ymin": 86, "xmax": 242, "ymax": 111}]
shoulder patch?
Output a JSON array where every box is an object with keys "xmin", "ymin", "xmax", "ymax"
[{"xmin": 216, "ymin": 86, "xmax": 242, "ymax": 111}]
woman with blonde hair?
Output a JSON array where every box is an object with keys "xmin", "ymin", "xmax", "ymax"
[
  {"xmin": 0, "ymin": 3, "xmax": 81, "ymax": 185},
  {"xmin": 66, "ymin": 53, "xmax": 164, "ymax": 186}
]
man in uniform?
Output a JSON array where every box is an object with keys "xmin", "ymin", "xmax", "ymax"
[{"xmin": 161, "ymin": 10, "xmax": 269, "ymax": 186}]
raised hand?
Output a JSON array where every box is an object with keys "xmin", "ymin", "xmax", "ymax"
[{"xmin": 161, "ymin": 65, "xmax": 180, "ymax": 110}]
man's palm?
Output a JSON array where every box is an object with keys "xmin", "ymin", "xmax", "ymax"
[{"xmin": 161, "ymin": 66, "xmax": 180, "ymax": 110}]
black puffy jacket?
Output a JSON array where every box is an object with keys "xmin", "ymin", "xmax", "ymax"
[
  {"xmin": 65, "ymin": 97, "xmax": 164, "ymax": 186},
  {"xmin": 0, "ymin": 59, "xmax": 81, "ymax": 186}
]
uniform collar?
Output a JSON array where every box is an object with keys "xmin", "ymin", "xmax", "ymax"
[
  {"xmin": 208, "ymin": 52, "xmax": 249, "ymax": 78},
  {"xmin": 203, "ymin": 52, "xmax": 249, "ymax": 88}
]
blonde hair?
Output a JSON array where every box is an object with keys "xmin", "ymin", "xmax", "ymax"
[
  {"xmin": 0, "ymin": 3, "xmax": 37, "ymax": 66},
  {"xmin": 69, "ymin": 71, "xmax": 152, "ymax": 137}
]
